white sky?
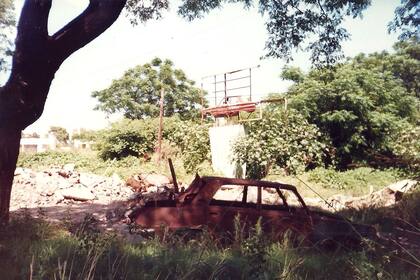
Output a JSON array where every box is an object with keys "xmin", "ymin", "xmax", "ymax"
[{"xmin": 1, "ymin": 0, "xmax": 399, "ymax": 134}]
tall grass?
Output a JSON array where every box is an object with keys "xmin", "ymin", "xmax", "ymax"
[{"xmin": 1, "ymin": 213, "xmax": 418, "ymax": 280}]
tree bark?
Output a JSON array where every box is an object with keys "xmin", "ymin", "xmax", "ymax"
[
  {"xmin": 0, "ymin": 0, "xmax": 126, "ymax": 223},
  {"xmin": 0, "ymin": 128, "xmax": 21, "ymax": 223}
]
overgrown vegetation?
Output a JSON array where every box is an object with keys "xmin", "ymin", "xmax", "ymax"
[
  {"xmin": 1, "ymin": 212, "xmax": 418, "ymax": 280},
  {"xmin": 231, "ymin": 40, "xmax": 419, "ymax": 179},
  {"xmin": 307, "ymin": 167, "xmax": 405, "ymax": 191},
  {"xmin": 233, "ymin": 108, "xmax": 334, "ymax": 179},
  {"xmin": 95, "ymin": 117, "xmax": 211, "ymax": 173},
  {"xmin": 284, "ymin": 41, "xmax": 419, "ymax": 167},
  {"xmin": 92, "ymin": 57, "xmax": 205, "ymax": 120}
]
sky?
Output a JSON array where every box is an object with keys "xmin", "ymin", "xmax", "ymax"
[{"xmin": 1, "ymin": 0, "xmax": 400, "ymax": 135}]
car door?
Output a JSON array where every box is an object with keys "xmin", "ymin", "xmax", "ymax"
[
  {"xmin": 207, "ymin": 184, "xmax": 260, "ymax": 237},
  {"xmin": 258, "ymin": 187, "xmax": 312, "ymax": 240}
]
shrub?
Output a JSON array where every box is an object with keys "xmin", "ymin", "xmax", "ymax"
[
  {"xmin": 307, "ymin": 167, "xmax": 403, "ymax": 190},
  {"xmin": 96, "ymin": 118, "xmax": 157, "ymax": 160},
  {"xmin": 233, "ymin": 108, "xmax": 334, "ymax": 179},
  {"xmin": 287, "ymin": 60, "xmax": 418, "ymax": 166},
  {"xmin": 389, "ymin": 124, "xmax": 420, "ymax": 170},
  {"xmin": 95, "ymin": 117, "xmax": 211, "ymax": 173},
  {"xmin": 166, "ymin": 121, "xmax": 211, "ymax": 173}
]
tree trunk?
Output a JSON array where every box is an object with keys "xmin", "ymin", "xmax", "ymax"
[
  {"xmin": 0, "ymin": 129, "xmax": 21, "ymax": 223},
  {"xmin": 0, "ymin": 0, "xmax": 126, "ymax": 223}
]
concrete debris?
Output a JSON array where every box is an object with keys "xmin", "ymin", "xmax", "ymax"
[
  {"xmin": 140, "ymin": 173, "xmax": 170, "ymax": 187},
  {"xmin": 60, "ymin": 184, "xmax": 96, "ymax": 201},
  {"xmin": 10, "ymin": 166, "xmax": 179, "ymax": 239},
  {"xmin": 10, "ymin": 166, "xmax": 418, "ymax": 240},
  {"xmin": 309, "ymin": 179, "xmax": 418, "ymax": 211}
]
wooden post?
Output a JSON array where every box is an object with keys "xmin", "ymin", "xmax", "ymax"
[
  {"xmin": 200, "ymin": 83, "xmax": 204, "ymax": 125},
  {"xmin": 156, "ymin": 88, "xmax": 165, "ymax": 162},
  {"xmin": 168, "ymin": 158, "xmax": 179, "ymax": 193}
]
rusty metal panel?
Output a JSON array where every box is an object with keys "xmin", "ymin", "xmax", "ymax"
[{"xmin": 130, "ymin": 175, "xmax": 376, "ymax": 245}]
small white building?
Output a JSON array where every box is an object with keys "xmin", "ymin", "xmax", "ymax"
[
  {"xmin": 20, "ymin": 134, "xmax": 57, "ymax": 153},
  {"xmin": 73, "ymin": 139, "xmax": 94, "ymax": 150}
]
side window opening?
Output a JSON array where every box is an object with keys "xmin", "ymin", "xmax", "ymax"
[
  {"xmin": 210, "ymin": 185, "xmax": 289, "ymax": 210},
  {"xmin": 212, "ymin": 185, "xmax": 244, "ymax": 203}
]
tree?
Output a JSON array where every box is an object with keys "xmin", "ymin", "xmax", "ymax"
[
  {"xmin": 285, "ymin": 53, "xmax": 418, "ymax": 167},
  {"xmin": 49, "ymin": 126, "xmax": 69, "ymax": 144},
  {"xmin": 72, "ymin": 129, "xmax": 98, "ymax": 142},
  {"xmin": 352, "ymin": 39, "xmax": 420, "ymax": 101},
  {"xmin": 0, "ymin": 0, "xmax": 416, "ymax": 223},
  {"xmin": 92, "ymin": 58, "xmax": 204, "ymax": 120},
  {"xmin": 0, "ymin": 0, "xmax": 15, "ymax": 71},
  {"xmin": 0, "ymin": 0, "xmax": 127, "ymax": 223},
  {"xmin": 388, "ymin": 0, "xmax": 420, "ymax": 41},
  {"xmin": 233, "ymin": 108, "xmax": 333, "ymax": 179}
]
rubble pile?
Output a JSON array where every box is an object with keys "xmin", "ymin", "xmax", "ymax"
[
  {"xmin": 10, "ymin": 165, "xmax": 418, "ymax": 238},
  {"xmin": 10, "ymin": 166, "xmax": 176, "ymax": 237},
  {"xmin": 11, "ymin": 164, "xmax": 134, "ymax": 210},
  {"xmin": 305, "ymin": 179, "xmax": 418, "ymax": 211}
]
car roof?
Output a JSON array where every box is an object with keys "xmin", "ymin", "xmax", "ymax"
[{"xmin": 199, "ymin": 176, "xmax": 298, "ymax": 192}]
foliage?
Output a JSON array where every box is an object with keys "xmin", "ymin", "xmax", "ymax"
[
  {"xmin": 96, "ymin": 119, "xmax": 157, "ymax": 160},
  {"xmin": 388, "ymin": 0, "xmax": 420, "ymax": 41},
  {"xmin": 389, "ymin": 123, "xmax": 420, "ymax": 170},
  {"xmin": 125, "ymin": 0, "xmax": 170, "ymax": 24},
  {"xmin": 0, "ymin": 0, "xmax": 14, "ymax": 71},
  {"xmin": 307, "ymin": 167, "xmax": 404, "ymax": 191},
  {"xmin": 233, "ymin": 108, "xmax": 334, "ymax": 179},
  {"xmin": 166, "ymin": 120, "xmax": 211, "ymax": 173},
  {"xmin": 17, "ymin": 150, "xmax": 197, "ymax": 182},
  {"xmin": 95, "ymin": 117, "xmax": 211, "ymax": 173},
  {"xmin": 48, "ymin": 126, "xmax": 69, "ymax": 144},
  {"xmin": 286, "ymin": 52, "xmax": 418, "ymax": 166},
  {"xmin": 125, "ymin": 1, "xmax": 418, "ymax": 66},
  {"xmin": 92, "ymin": 58, "xmax": 204, "ymax": 120},
  {"xmin": 179, "ymin": 0, "xmax": 372, "ymax": 65},
  {"xmin": 1, "ymin": 214, "xmax": 419, "ymax": 280},
  {"xmin": 72, "ymin": 129, "xmax": 99, "ymax": 142},
  {"xmin": 351, "ymin": 39, "xmax": 420, "ymax": 100},
  {"xmin": 280, "ymin": 66, "xmax": 304, "ymax": 83}
]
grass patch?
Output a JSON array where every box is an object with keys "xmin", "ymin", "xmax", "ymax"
[
  {"xmin": 1, "ymin": 214, "xmax": 418, "ymax": 279},
  {"xmin": 17, "ymin": 150, "xmax": 215, "ymax": 183},
  {"xmin": 306, "ymin": 167, "xmax": 405, "ymax": 191},
  {"xmin": 266, "ymin": 167, "xmax": 408, "ymax": 198}
]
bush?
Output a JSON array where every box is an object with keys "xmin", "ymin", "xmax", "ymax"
[
  {"xmin": 287, "ymin": 60, "xmax": 418, "ymax": 166},
  {"xmin": 166, "ymin": 121, "xmax": 211, "ymax": 173},
  {"xmin": 18, "ymin": 150, "xmax": 103, "ymax": 170},
  {"xmin": 389, "ymin": 124, "xmax": 420, "ymax": 170},
  {"xmin": 233, "ymin": 108, "xmax": 334, "ymax": 179},
  {"xmin": 96, "ymin": 118, "xmax": 158, "ymax": 160},
  {"xmin": 95, "ymin": 117, "xmax": 211, "ymax": 173},
  {"xmin": 307, "ymin": 167, "xmax": 403, "ymax": 190}
]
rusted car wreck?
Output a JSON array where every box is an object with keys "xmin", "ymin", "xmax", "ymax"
[{"xmin": 129, "ymin": 175, "xmax": 376, "ymax": 246}]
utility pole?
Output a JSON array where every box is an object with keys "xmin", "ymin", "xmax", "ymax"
[{"xmin": 156, "ymin": 88, "xmax": 165, "ymax": 162}]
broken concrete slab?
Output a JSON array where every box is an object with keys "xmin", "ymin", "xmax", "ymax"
[{"xmin": 60, "ymin": 184, "xmax": 96, "ymax": 201}]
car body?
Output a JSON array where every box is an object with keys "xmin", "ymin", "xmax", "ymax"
[{"xmin": 129, "ymin": 175, "xmax": 376, "ymax": 245}]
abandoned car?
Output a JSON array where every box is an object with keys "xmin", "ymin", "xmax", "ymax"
[{"xmin": 129, "ymin": 175, "xmax": 376, "ymax": 245}]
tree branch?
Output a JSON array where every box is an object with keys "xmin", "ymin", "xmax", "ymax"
[
  {"xmin": 11, "ymin": 0, "xmax": 52, "ymax": 76},
  {"xmin": 51, "ymin": 0, "xmax": 127, "ymax": 64}
]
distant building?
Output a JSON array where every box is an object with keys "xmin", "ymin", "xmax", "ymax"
[
  {"xmin": 20, "ymin": 134, "xmax": 58, "ymax": 153},
  {"xmin": 73, "ymin": 139, "xmax": 93, "ymax": 150}
]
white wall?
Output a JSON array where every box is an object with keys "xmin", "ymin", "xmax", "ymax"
[{"xmin": 209, "ymin": 124, "xmax": 246, "ymax": 178}]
